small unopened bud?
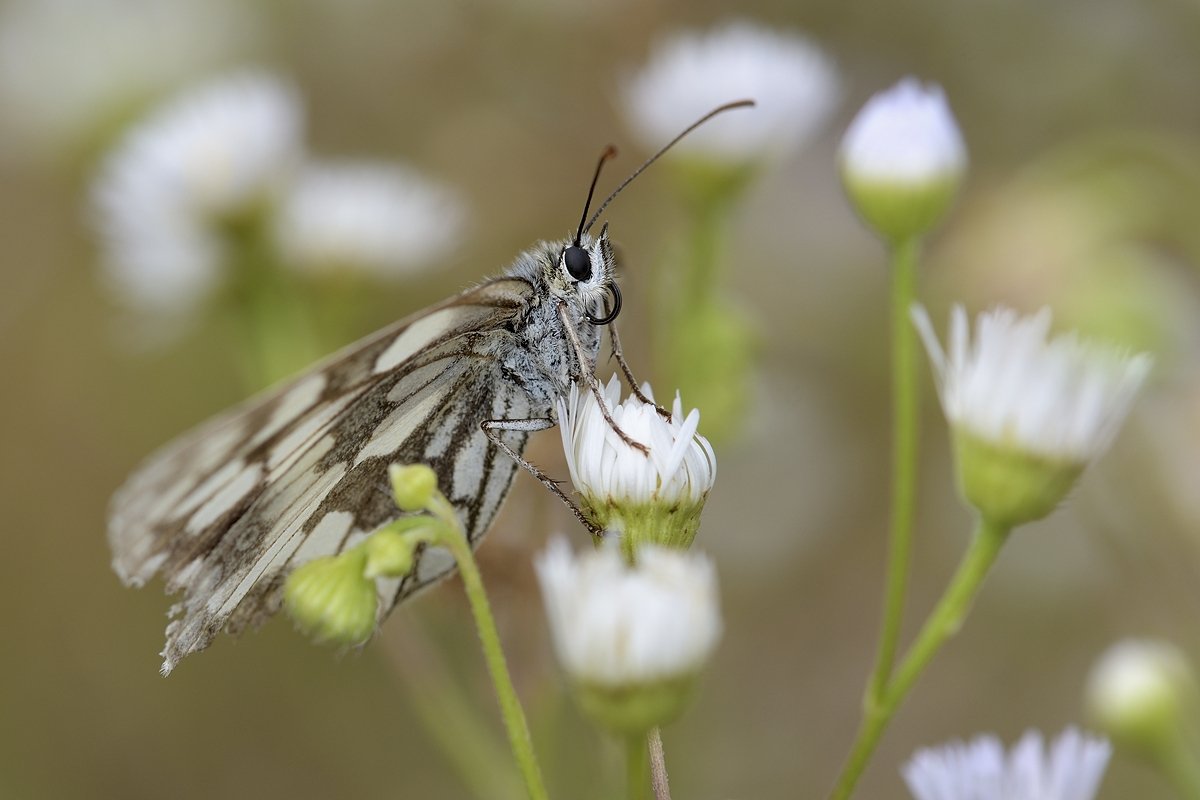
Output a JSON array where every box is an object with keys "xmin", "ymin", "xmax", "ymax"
[
  {"xmin": 389, "ymin": 463, "xmax": 438, "ymax": 512},
  {"xmin": 283, "ymin": 551, "xmax": 377, "ymax": 645},
  {"xmin": 363, "ymin": 529, "xmax": 417, "ymax": 579},
  {"xmin": 840, "ymin": 78, "xmax": 965, "ymax": 243},
  {"xmin": 1087, "ymin": 640, "xmax": 1198, "ymax": 758}
]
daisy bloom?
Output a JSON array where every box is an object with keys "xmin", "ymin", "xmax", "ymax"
[
  {"xmin": 91, "ymin": 71, "xmax": 302, "ymax": 313},
  {"xmin": 903, "ymin": 728, "xmax": 1112, "ymax": 800},
  {"xmin": 913, "ymin": 304, "xmax": 1151, "ymax": 526},
  {"xmin": 275, "ymin": 160, "xmax": 465, "ymax": 279},
  {"xmin": 535, "ymin": 538, "xmax": 721, "ymax": 734},
  {"xmin": 622, "ymin": 20, "xmax": 839, "ymax": 166},
  {"xmin": 558, "ymin": 375, "xmax": 716, "ymax": 553}
]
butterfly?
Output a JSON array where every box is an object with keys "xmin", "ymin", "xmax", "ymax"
[{"xmin": 108, "ymin": 100, "xmax": 752, "ymax": 675}]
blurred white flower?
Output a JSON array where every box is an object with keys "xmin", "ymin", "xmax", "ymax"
[
  {"xmin": 914, "ymin": 305, "xmax": 1150, "ymax": 524},
  {"xmin": 903, "ymin": 728, "xmax": 1112, "ymax": 800},
  {"xmin": 275, "ymin": 160, "xmax": 465, "ymax": 278},
  {"xmin": 536, "ymin": 538, "xmax": 721, "ymax": 687},
  {"xmin": 558, "ymin": 375, "xmax": 715, "ymax": 549},
  {"xmin": 914, "ymin": 305, "xmax": 1151, "ymax": 465},
  {"xmin": 840, "ymin": 78, "xmax": 966, "ymax": 240},
  {"xmin": 840, "ymin": 78, "xmax": 966, "ymax": 187},
  {"xmin": 91, "ymin": 72, "xmax": 303, "ymax": 312},
  {"xmin": 0, "ymin": 0, "xmax": 260, "ymax": 160},
  {"xmin": 1087, "ymin": 639, "xmax": 1197, "ymax": 753},
  {"xmin": 621, "ymin": 20, "xmax": 839, "ymax": 164}
]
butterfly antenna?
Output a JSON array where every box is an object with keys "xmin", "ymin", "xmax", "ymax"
[
  {"xmin": 576, "ymin": 145, "xmax": 619, "ymax": 246},
  {"xmin": 583, "ymin": 98, "xmax": 755, "ymax": 234}
]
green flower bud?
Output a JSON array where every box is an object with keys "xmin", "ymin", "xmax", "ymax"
[
  {"xmin": 284, "ymin": 550, "xmax": 377, "ymax": 645},
  {"xmin": 363, "ymin": 529, "xmax": 417, "ymax": 579},
  {"xmin": 389, "ymin": 463, "xmax": 438, "ymax": 512}
]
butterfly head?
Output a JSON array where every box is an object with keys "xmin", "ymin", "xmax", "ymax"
[{"xmin": 549, "ymin": 224, "xmax": 620, "ymax": 325}]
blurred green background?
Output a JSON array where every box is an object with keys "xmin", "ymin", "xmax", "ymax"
[{"xmin": 4, "ymin": 0, "xmax": 1200, "ymax": 797}]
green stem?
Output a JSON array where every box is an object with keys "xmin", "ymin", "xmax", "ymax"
[
  {"xmin": 828, "ymin": 517, "xmax": 1010, "ymax": 800},
  {"xmin": 867, "ymin": 236, "xmax": 922, "ymax": 705},
  {"xmin": 626, "ymin": 734, "xmax": 650, "ymax": 800},
  {"xmin": 430, "ymin": 497, "xmax": 549, "ymax": 800}
]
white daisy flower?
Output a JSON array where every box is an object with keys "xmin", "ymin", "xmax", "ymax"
[
  {"xmin": 275, "ymin": 160, "xmax": 465, "ymax": 279},
  {"xmin": 913, "ymin": 304, "xmax": 1151, "ymax": 525},
  {"xmin": 621, "ymin": 20, "xmax": 840, "ymax": 165},
  {"xmin": 91, "ymin": 72, "xmax": 303, "ymax": 312},
  {"xmin": 535, "ymin": 538, "xmax": 721, "ymax": 733},
  {"xmin": 839, "ymin": 78, "xmax": 966, "ymax": 241},
  {"xmin": 1087, "ymin": 639, "xmax": 1197, "ymax": 752},
  {"xmin": 0, "ymin": 0, "xmax": 260, "ymax": 160},
  {"xmin": 903, "ymin": 728, "xmax": 1112, "ymax": 800},
  {"xmin": 558, "ymin": 375, "xmax": 716, "ymax": 550}
]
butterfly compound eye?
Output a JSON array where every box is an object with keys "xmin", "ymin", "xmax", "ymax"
[{"xmin": 563, "ymin": 245, "xmax": 592, "ymax": 281}]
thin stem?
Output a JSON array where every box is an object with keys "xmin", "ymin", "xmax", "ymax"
[
  {"xmin": 828, "ymin": 517, "xmax": 1010, "ymax": 800},
  {"xmin": 430, "ymin": 497, "xmax": 549, "ymax": 800},
  {"xmin": 867, "ymin": 236, "xmax": 922, "ymax": 706},
  {"xmin": 648, "ymin": 728, "xmax": 672, "ymax": 800},
  {"xmin": 626, "ymin": 734, "xmax": 650, "ymax": 800}
]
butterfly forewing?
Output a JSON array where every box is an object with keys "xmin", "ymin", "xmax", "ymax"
[{"xmin": 108, "ymin": 277, "xmax": 537, "ymax": 673}]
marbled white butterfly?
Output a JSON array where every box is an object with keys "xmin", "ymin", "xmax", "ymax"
[{"xmin": 108, "ymin": 101, "xmax": 752, "ymax": 674}]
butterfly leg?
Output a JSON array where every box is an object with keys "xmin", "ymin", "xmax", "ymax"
[
  {"xmin": 607, "ymin": 322, "xmax": 671, "ymax": 420},
  {"xmin": 557, "ymin": 303, "xmax": 650, "ymax": 455},
  {"xmin": 481, "ymin": 417, "xmax": 604, "ymax": 537}
]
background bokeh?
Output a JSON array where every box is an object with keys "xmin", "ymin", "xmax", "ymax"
[{"xmin": 3, "ymin": 0, "xmax": 1200, "ymax": 797}]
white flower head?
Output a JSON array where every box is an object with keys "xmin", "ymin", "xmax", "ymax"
[
  {"xmin": 903, "ymin": 728, "xmax": 1112, "ymax": 800},
  {"xmin": 535, "ymin": 538, "xmax": 721, "ymax": 732},
  {"xmin": 841, "ymin": 78, "xmax": 966, "ymax": 187},
  {"xmin": 915, "ymin": 305, "xmax": 1151, "ymax": 464},
  {"xmin": 839, "ymin": 78, "xmax": 966, "ymax": 241},
  {"xmin": 622, "ymin": 20, "xmax": 839, "ymax": 164},
  {"xmin": 91, "ymin": 71, "xmax": 303, "ymax": 312},
  {"xmin": 558, "ymin": 376, "xmax": 716, "ymax": 550},
  {"xmin": 1087, "ymin": 639, "xmax": 1197, "ymax": 751},
  {"xmin": 914, "ymin": 305, "xmax": 1150, "ymax": 525},
  {"xmin": 275, "ymin": 160, "xmax": 465, "ymax": 279}
]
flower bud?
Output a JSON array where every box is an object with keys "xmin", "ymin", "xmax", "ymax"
[
  {"xmin": 283, "ymin": 550, "xmax": 377, "ymax": 645},
  {"xmin": 1087, "ymin": 639, "xmax": 1198, "ymax": 757},
  {"xmin": 389, "ymin": 463, "xmax": 438, "ymax": 512},
  {"xmin": 840, "ymin": 78, "xmax": 966, "ymax": 243},
  {"xmin": 362, "ymin": 529, "xmax": 417, "ymax": 579}
]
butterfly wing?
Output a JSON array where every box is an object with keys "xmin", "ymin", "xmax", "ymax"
[{"xmin": 108, "ymin": 276, "xmax": 540, "ymax": 674}]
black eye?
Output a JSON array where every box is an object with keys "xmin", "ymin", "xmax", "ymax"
[{"xmin": 563, "ymin": 245, "xmax": 592, "ymax": 281}]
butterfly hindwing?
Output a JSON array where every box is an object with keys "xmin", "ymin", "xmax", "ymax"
[{"xmin": 107, "ymin": 277, "xmax": 538, "ymax": 673}]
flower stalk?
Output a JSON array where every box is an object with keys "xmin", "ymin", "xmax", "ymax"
[
  {"xmin": 829, "ymin": 517, "xmax": 1010, "ymax": 800},
  {"xmin": 867, "ymin": 235, "xmax": 922, "ymax": 706},
  {"xmin": 421, "ymin": 490, "xmax": 549, "ymax": 800}
]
